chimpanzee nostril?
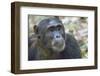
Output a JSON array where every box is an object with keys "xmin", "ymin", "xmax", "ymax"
[{"xmin": 56, "ymin": 35, "xmax": 60, "ymax": 38}]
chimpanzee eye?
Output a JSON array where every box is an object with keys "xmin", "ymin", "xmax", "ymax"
[
  {"xmin": 58, "ymin": 27, "xmax": 61, "ymax": 30},
  {"xmin": 57, "ymin": 25, "xmax": 62, "ymax": 31},
  {"xmin": 49, "ymin": 26, "xmax": 55, "ymax": 31}
]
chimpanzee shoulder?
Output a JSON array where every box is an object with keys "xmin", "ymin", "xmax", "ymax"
[
  {"xmin": 60, "ymin": 33, "xmax": 81, "ymax": 59},
  {"xmin": 28, "ymin": 34, "xmax": 38, "ymax": 60}
]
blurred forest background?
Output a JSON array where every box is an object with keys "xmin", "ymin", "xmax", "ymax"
[{"xmin": 28, "ymin": 15, "xmax": 88, "ymax": 58}]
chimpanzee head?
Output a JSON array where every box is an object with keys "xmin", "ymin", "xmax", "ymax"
[{"xmin": 34, "ymin": 17, "xmax": 66, "ymax": 52}]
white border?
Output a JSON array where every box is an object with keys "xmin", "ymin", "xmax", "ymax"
[{"xmin": 20, "ymin": 7, "xmax": 95, "ymax": 70}]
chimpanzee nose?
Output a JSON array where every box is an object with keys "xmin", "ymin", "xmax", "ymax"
[
  {"xmin": 54, "ymin": 31, "xmax": 62, "ymax": 39},
  {"xmin": 56, "ymin": 35, "xmax": 60, "ymax": 38}
]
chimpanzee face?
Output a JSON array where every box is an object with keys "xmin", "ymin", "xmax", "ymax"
[{"xmin": 34, "ymin": 17, "xmax": 66, "ymax": 52}]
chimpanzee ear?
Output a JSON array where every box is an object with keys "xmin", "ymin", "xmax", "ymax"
[
  {"xmin": 33, "ymin": 25, "xmax": 38, "ymax": 34},
  {"xmin": 33, "ymin": 25, "xmax": 41, "ymax": 39}
]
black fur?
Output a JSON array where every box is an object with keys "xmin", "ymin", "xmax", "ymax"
[{"xmin": 28, "ymin": 17, "xmax": 81, "ymax": 60}]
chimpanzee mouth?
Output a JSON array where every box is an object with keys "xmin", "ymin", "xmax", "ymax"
[{"xmin": 52, "ymin": 40, "xmax": 65, "ymax": 52}]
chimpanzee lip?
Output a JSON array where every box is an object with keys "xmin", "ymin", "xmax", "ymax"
[
  {"xmin": 52, "ymin": 40, "xmax": 65, "ymax": 52},
  {"xmin": 53, "ymin": 40, "xmax": 64, "ymax": 46}
]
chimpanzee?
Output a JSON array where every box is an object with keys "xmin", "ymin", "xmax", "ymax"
[{"xmin": 28, "ymin": 17, "xmax": 81, "ymax": 60}]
